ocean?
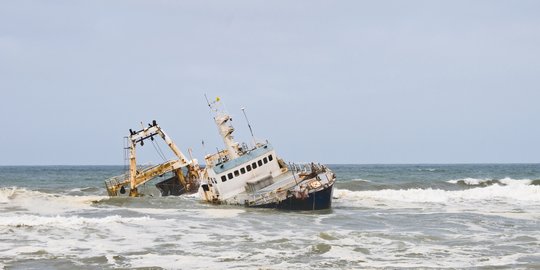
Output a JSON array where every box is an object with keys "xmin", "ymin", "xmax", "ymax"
[{"xmin": 0, "ymin": 164, "xmax": 539, "ymax": 269}]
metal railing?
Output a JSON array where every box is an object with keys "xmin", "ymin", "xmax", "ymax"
[
  {"xmin": 104, "ymin": 163, "xmax": 160, "ymax": 196},
  {"xmin": 287, "ymin": 162, "xmax": 326, "ymax": 174}
]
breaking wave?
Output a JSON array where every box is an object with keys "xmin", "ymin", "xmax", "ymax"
[
  {"xmin": 0, "ymin": 187, "xmax": 107, "ymax": 214},
  {"xmin": 333, "ymin": 181, "xmax": 540, "ymax": 206},
  {"xmin": 0, "ymin": 187, "xmax": 16, "ymax": 203},
  {"xmin": 416, "ymin": 168, "xmax": 444, "ymax": 172},
  {"xmin": 67, "ymin": 186, "xmax": 102, "ymax": 195},
  {"xmin": 350, "ymin": 178, "xmax": 372, "ymax": 183},
  {"xmin": 447, "ymin": 177, "xmax": 532, "ymax": 187}
]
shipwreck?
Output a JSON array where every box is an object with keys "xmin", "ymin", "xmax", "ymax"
[
  {"xmin": 105, "ymin": 97, "xmax": 336, "ymax": 210},
  {"xmin": 104, "ymin": 120, "xmax": 200, "ymax": 197}
]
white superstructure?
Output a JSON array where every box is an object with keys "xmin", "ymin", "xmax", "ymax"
[{"xmin": 198, "ymin": 97, "xmax": 335, "ymax": 209}]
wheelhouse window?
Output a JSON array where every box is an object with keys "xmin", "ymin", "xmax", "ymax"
[
  {"xmin": 258, "ymin": 160, "xmax": 263, "ymax": 166},
  {"xmin": 221, "ymin": 175, "xmax": 227, "ymax": 182},
  {"xmin": 263, "ymin": 157, "xmax": 268, "ymax": 164},
  {"xmin": 268, "ymin": 155, "xmax": 273, "ymax": 161},
  {"xmin": 247, "ymin": 165, "xmax": 252, "ymax": 171},
  {"xmin": 240, "ymin": 168, "xmax": 246, "ymax": 174},
  {"xmin": 252, "ymin": 162, "xmax": 257, "ymax": 169},
  {"xmin": 234, "ymin": 170, "xmax": 240, "ymax": 177},
  {"xmin": 228, "ymin": 173, "xmax": 233, "ymax": 180}
]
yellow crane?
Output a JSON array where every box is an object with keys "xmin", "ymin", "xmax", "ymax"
[{"xmin": 105, "ymin": 120, "xmax": 200, "ymax": 197}]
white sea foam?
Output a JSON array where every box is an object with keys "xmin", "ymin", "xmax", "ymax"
[
  {"xmin": 0, "ymin": 187, "xmax": 16, "ymax": 203},
  {"xmin": 0, "ymin": 212, "xmax": 181, "ymax": 258},
  {"xmin": 0, "ymin": 206, "xmax": 534, "ymax": 269},
  {"xmin": 126, "ymin": 254, "xmax": 203, "ymax": 269},
  {"xmin": 0, "ymin": 183, "xmax": 537, "ymax": 269},
  {"xmin": 334, "ymin": 184, "xmax": 540, "ymax": 220},
  {"xmin": 309, "ymin": 229, "xmax": 529, "ymax": 269},
  {"xmin": 417, "ymin": 168, "xmax": 438, "ymax": 172},
  {"xmin": 128, "ymin": 208, "xmax": 182, "ymax": 215},
  {"xmin": 197, "ymin": 208, "xmax": 245, "ymax": 218},
  {"xmin": 320, "ymin": 245, "xmax": 366, "ymax": 261},
  {"xmin": 0, "ymin": 187, "xmax": 107, "ymax": 214},
  {"xmin": 0, "ymin": 214, "xmax": 156, "ymax": 228},
  {"xmin": 447, "ymin": 177, "xmax": 490, "ymax": 185},
  {"xmin": 354, "ymin": 243, "xmax": 525, "ymax": 268},
  {"xmin": 334, "ymin": 183, "xmax": 540, "ymax": 207},
  {"xmin": 447, "ymin": 177, "xmax": 532, "ymax": 186},
  {"xmin": 184, "ymin": 192, "xmax": 201, "ymax": 199},
  {"xmin": 352, "ymin": 178, "xmax": 372, "ymax": 183},
  {"xmin": 498, "ymin": 177, "xmax": 532, "ymax": 185}
]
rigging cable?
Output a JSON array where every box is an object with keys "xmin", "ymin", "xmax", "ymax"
[{"xmin": 151, "ymin": 139, "xmax": 167, "ymax": 162}]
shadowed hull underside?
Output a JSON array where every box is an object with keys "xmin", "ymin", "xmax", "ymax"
[{"xmin": 250, "ymin": 183, "xmax": 334, "ymax": 210}]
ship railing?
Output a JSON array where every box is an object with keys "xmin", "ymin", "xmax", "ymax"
[
  {"xmin": 104, "ymin": 163, "xmax": 159, "ymax": 196},
  {"xmin": 105, "ymin": 174, "xmax": 128, "ymax": 196},
  {"xmin": 105, "ymin": 164, "xmax": 158, "ymax": 182},
  {"xmin": 239, "ymin": 141, "xmax": 270, "ymax": 156},
  {"xmin": 104, "ymin": 174, "xmax": 128, "ymax": 196},
  {"xmin": 287, "ymin": 162, "xmax": 325, "ymax": 174}
]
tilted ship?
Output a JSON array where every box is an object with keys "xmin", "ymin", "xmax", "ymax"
[
  {"xmin": 198, "ymin": 98, "xmax": 336, "ymax": 210},
  {"xmin": 104, "ymin": 120, "xmax": 200, "ymax": 198},
  {"xmin": 105, "ymin": 97, "xmax": 336, "ymax": 210}
]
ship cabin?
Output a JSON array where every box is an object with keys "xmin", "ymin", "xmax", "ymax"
[{"xmin": 204, "ymin": 143, "xmax": 285, "ymax": 201}]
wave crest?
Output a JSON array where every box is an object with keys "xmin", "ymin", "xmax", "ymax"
[
  {"xmin": 0, "ymin": 187, "xmax": 107, "ymax": 214},
  {"xmin": 0, "ymin": 187, "xmax": 16, "ymax": 203},
  {"xmin": 446, "ymin": 177, "xmax": 532, "ymax": 187},
  {"xmin": 334, "ymin": 183, "xmax": 540, "ymax": 206}
]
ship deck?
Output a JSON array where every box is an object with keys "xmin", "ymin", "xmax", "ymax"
[{"xmin": 252, "ymin": 171, "xmax": 300, "ymax": 196}]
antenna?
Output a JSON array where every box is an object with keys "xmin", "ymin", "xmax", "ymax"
[
  {"xmin": 201, "ymin": 139, "xmax": 208, "ymax": 156},
  {"xmin": 204, "ymin": 94, "xmax": 211, "ymax": 108},
  {"xmin": 241, "ymin": 107, "xmax": 256, "ymax": 146}
]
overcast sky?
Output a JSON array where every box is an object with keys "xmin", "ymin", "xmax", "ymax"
[{"xmin": 1, "ymin": 1, "xmax": 539, "ymax": 165}]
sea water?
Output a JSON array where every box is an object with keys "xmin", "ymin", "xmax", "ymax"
[{"xmin": 0, "ymin": 164, "xmax": 539, "ymax": 269}]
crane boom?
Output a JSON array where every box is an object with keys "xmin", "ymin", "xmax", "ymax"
[{"xmin": 105, "ymin": 120, "xmax": 200, "ymax": 197}]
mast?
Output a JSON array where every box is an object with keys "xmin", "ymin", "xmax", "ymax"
[
  {"xmin": 241, "ymin": 107, "xmax": 256, "ymax": 146},
  {"xmin": 206, "ymin": 96, "xmax": 240, "ymax": 160},
  {"xmin": 128, "ymin": 138, "xmax": 138, "ymax": 196}
]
